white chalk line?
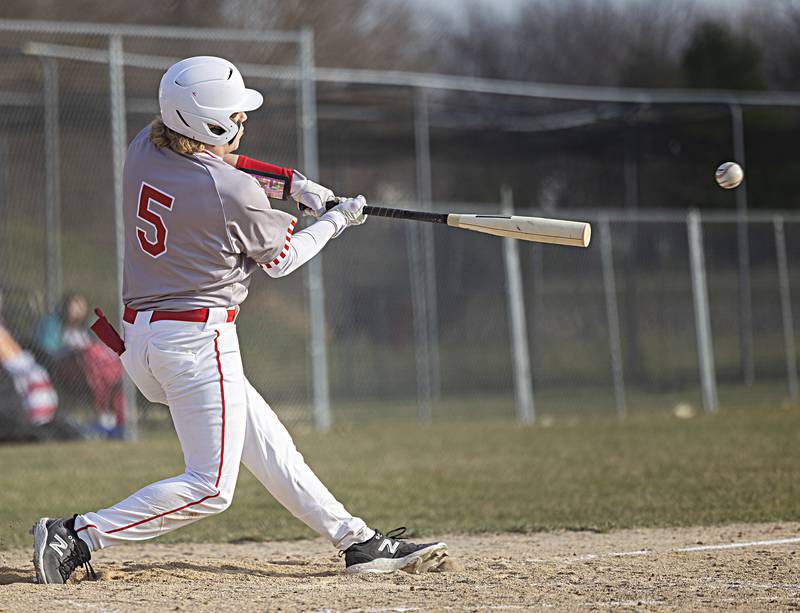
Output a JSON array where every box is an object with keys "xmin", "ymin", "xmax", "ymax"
[
  {"xmin": 324, "ymin": 605, "xmax": 663, "ymax": 612},
  {"xmin": 570, "ymin": 549, "xmax": 652, "ymax": 561},
  {"xmin": 525, "ymin": 535, "xmax": 800, "ymax": 564},
  {"xmin": 583, "ymin": 601, "xmax": 666, "ymax": 608},
  {"xmin": 676, "ymin": 536, "xmax": 800, "ymax": 553}
]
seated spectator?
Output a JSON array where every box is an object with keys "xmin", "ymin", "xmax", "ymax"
[
  {"xmin": 0, "ymin": 322, "xmax": 58, "ymax": 428},
  {"xmin": 34, "ymin": 293, "xmax": 125, "ymax": 438},
  {"xmin": 0, "ymin": 321, "xmax": 87, "ymax": 441},
  {"xmin": 35, "ymin": 292, "xmax": 94, "ymax": 358}
]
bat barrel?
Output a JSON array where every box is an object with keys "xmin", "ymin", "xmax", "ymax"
[{"xmin": 447, "ymin": 214, "xmax": 592, "ymax": 247}]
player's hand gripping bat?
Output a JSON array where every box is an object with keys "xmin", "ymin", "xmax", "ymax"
[{"xmin": 325, "ymin": 201, "xmax": 591, "ymax": 248}]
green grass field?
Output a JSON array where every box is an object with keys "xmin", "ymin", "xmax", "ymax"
[{"xmin": 1, "ymin": 405, "xmax": 798, "ymax": 551}]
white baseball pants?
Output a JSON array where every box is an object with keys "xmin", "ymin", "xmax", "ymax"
[{"xmin": 74, "ymin": 308, "xmax": 372, "ymax": 552}]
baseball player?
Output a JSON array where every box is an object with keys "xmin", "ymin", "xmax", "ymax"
[{"xmin": 32, "ymin": 56, "xmax": 447, "ymax": 583}]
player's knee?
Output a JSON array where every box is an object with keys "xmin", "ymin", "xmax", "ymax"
[
  {"xmin": 211, "ymin": 476, "xmax": 237, "ymax": 513},
  {"xmin": 213, "ymin": 487, "xmax": 235, "ymax": 512},
  {"xmin": 196, "ymin": 488, "xmax": 233, "ymax": 516},
  {"xmin": 187, "ymin": 471, "xmax": 235, "ymax": 515}
]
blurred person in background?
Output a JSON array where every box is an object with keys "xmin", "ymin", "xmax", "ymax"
[
  {"xmin": 0, "ymin": 292, "xmax": 83, "ymax": 442},
  {"xmin": 0, "ymin": 322, "xmax": 58, "ymax": 436},
  {"xmin": 35, "ymin": 292, "xmax": 93, "ymax": 357},
  {"xmin": 34, "ymin": 292, "xmax": 125, "ymax": 437}
]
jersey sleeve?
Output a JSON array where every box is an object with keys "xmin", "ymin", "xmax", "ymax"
[
  {"xmin": 259, "ymin": 211, "xmax": 347, "ymax": 278},
  {"xmin": 224, "ymin": 175, "xmax": 298, "ymax": 266}
]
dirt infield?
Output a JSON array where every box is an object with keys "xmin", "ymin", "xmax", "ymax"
[{"xmin": 1, "ymin": 522, "xmax": 799, "ymax": 611}]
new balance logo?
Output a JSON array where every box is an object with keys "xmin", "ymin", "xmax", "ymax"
[
  {"xmin": 48, "ymin": 534, "xmax": 69, "ymax": 557},
  {"xmin": 377, "ymin": 538, "xmax": 399, "ymax": 555}
]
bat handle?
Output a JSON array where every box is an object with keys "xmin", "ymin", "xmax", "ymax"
[
  {"xmin": 300, "ymin": 200, "xmax": 356, "ymax": 214},
  {"xmin": 324, "ymin": 199, "xmax": 448, "ymax": 224},
  {"xmin": 324, "ymin": 199, "xmax": 379, "ymax": 217}
]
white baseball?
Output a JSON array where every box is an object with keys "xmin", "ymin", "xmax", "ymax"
[{"xmin": 715, "ymin": 162, "xmax": 744, "ymax": 189}]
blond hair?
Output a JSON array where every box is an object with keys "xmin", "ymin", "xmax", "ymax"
[{"xmin": 148, "ymin": 117, "xmax": 206, "ymax": 154}]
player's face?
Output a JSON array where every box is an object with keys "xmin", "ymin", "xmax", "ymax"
[{"xmin": 226, "ymin": 111, "xmax": 247, "ymax": 152}]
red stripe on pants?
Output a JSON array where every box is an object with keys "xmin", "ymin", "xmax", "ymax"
[{"xmin": 213, "ymin": 330, "xmax": 226, "ymax": 489}]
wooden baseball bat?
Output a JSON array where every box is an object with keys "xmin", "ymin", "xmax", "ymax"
[{"xmin": 324, "ymin": 201, "xmax": 591, "ymax": 248}]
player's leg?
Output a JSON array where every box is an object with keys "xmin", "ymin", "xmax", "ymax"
[
  {"xmin": 239, "ymin": 379, "xmax": 448, "ymax": 573},
  {"xmin": 74, "ymin": 322, "xmax": 247, "ymax": 549},
  {"xmin": 33, "ymin": 318, "xmax": 249, "ymax": 584},
  {"xmin": 239, "ymin": 378, "xmax": 372, "ymax": 550}
]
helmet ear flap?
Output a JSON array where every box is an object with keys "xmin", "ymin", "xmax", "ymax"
[
  {"xmin": 208, "ymin": 123, "xmax": 226, "ymax": 136},
  {"xmin": 171, "ymin": 110, "xmax": 238, "ymax": 144},
  {"xmin": 227, "ymin": 120, "xmax": 243, "ymax": 145},
  {"xmin": 206, "ymin": 119, "xmax": 241, "ymax": 145}
]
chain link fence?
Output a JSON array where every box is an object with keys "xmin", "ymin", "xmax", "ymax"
[
  {"xmin": 0, "ymin": 23, "xmax": 308, "ymax": 440},
  {"xmin": 1, "ymin": 22, "xmax": 798, "ymax": 443},
  {"xmin": 313, "ymin": 205, "xmax": 800, "ymax": 427}
]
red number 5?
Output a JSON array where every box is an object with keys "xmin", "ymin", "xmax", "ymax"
[{"xmin": 136, "ymin": 182, "xmax": 174, "ymax": 258}]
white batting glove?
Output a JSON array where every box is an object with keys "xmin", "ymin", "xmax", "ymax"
[
  {"xmin": 333, "ymin": 195, "xmax": 368, "ymax": 226},
  {"xmin": 290, "ymin": 170, "xmax": 334, "ymax": 218},
  {"xmin": 322, "ymin": 195, "xmax": 368, "ymax": 237}
]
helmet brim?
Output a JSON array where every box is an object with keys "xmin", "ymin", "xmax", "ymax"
[{"xmin": 240, "ymin": 88, "xmax": 263, "ymax": 112}]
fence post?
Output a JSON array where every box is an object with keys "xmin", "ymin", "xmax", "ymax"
[
  {"xmin": 599, "ymin": 215, "xmax": 627, "ymax": 417},
  {"xmin": 0, "ymin": 139, "xmax": 6, "ymax": 280},
  {"xmin": 528, "ymin": 240, "xmax": 545, "ymax": 385},
  {"xmin": 407, "ymin": 223, "xmax": 432, "ymax": 424},
  {"xmin": 501, "ymin": 187, "xmax": 535, "ymax": 424},
  {"xmin": 413, "ymin": 88, "xmax": 441, "ymax": 401},
  {"xmin": 687, "ymin": 211, "xmax": 719, "ymax": 412},
  {"xmin": 108, "ymin": 33, "xmax": 138, "ymax": 439},
  {"xmin": 299, "ymin": 28, "xmax": 331, "ymax": 431},
  {"xmin": 730, "ymin": 104, "xmax": 754, "ymax": 387},
  {"xmin": 42, "ymin": 57, "xmax": 61, "ymax": 315},
  {"xmin": 774, "ymin": 216, "xmax": 799, "ymax": 403}
]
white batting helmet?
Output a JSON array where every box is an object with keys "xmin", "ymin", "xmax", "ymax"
[{"xmin": 158, "ymin": 56, "xmax": 263, "ymax": 146}]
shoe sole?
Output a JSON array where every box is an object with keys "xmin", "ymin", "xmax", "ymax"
[
  {"xmin": 31, "ymin": 518, "xmax": 54, "ymax": 585},
  {"xmin": 345, "ymin": 542, "xmax": 448, "ymax": 574}
]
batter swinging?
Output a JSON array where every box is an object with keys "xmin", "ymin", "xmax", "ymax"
[{"xmin": 32, "ymin": 56, "xmax": 447, "ymax": 583}]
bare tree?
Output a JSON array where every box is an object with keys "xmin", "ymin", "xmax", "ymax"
[
  {"xmin": 746, "ymin": 0, "xmax": 800, "ymax": 90},
  {"xmin": 0, "ymin": 0, "xmax": 429, "ymax": 71},
  {"xmin": 431, "ymin": 0, "xmax": 698, "ymax": 87},
  {"xmin": 215, "ymin": 0, "xmax": 430, "ymax": 70}
]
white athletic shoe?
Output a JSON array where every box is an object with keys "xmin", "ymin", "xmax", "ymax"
[{"xmin": 342, "ymin": 527, "xmax": 448, "ymax": 574}]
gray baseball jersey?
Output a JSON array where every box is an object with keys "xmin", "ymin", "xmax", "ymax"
[{"xmin": 122, "ymin": 126, "xmax": 296, "ymax": 311}]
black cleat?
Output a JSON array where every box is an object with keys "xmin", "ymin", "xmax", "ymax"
[
  {"xmin": 31, "ymin": 516, "xmax": 96, "ymax": 584},
  {"xmin": 342, "ymin": 527, "xmax": 448, "ymax": 574}
]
